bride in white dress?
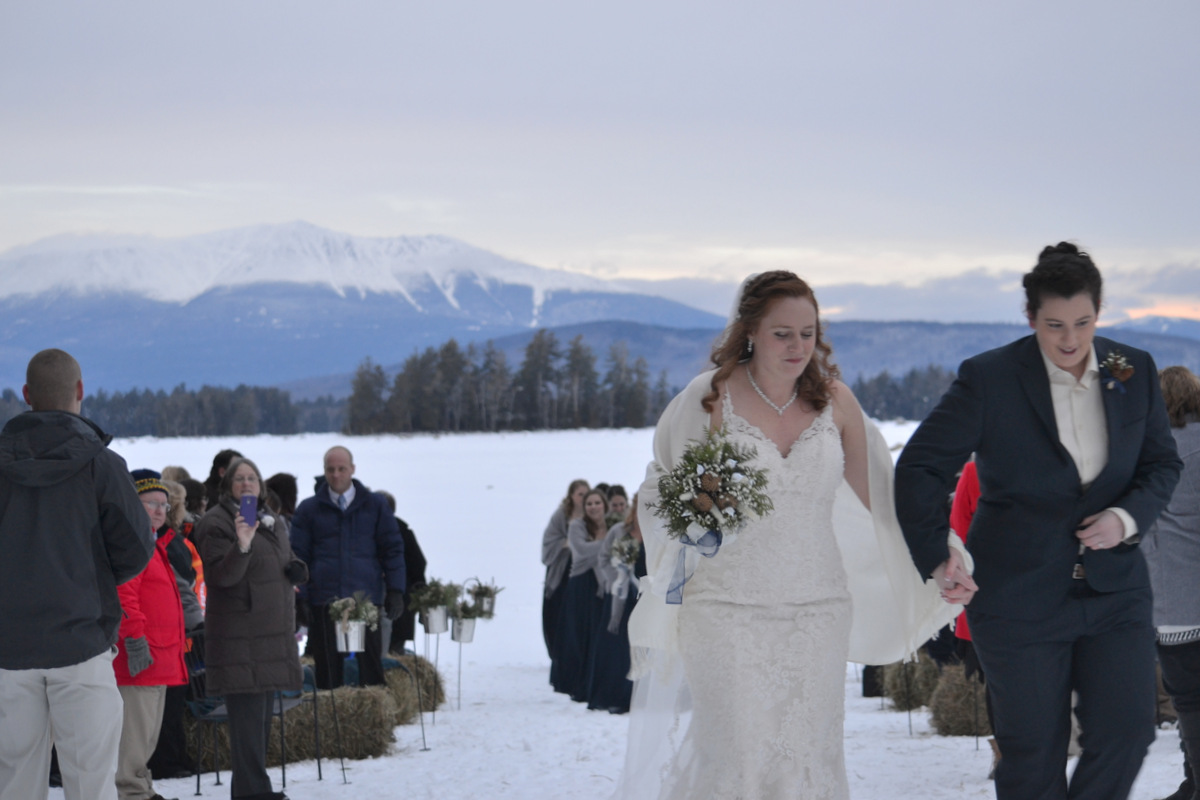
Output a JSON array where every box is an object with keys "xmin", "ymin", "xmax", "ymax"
[{"xmin": 617, "ymin": 272, "xmax": 969, "ymax": 800}]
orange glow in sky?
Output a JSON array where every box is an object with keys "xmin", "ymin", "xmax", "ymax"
[{"xmin": 1124, "ymin": 302, "xmax": 1200, "ymax": 322}]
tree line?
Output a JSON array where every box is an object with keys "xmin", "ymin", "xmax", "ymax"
[
  {"xmin": 0, "ymin": 337, "xmax": 957, "ymax": 437},
  {"xmin": 0, "ymin": 384, "xmax": 340, "ymax": 438},
  {"xmin": 345, "ymin": 331, "xmax": 673, "ymax": 433}
]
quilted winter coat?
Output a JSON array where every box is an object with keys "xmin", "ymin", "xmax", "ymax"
[
  {"xmin": 114, "ymin": 530, "xmax": 188, "ymax": 687},
  {"xmin": 195, "ymin": 498, "xmax": 304, "ymax": 695}
]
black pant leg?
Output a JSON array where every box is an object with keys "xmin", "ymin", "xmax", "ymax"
[
  {"xmin": 1067, "ymin": 590, "xmax": 1156, "ymax": 800},
  {"xmin": 355, "ymin": 622, "xmax": 387, "ymax": 687},
  {"xmin": 225, "ymin": 691, "xmax": 274, "ymax": 799},
  {"xmin": 308, "ymin": 606, "xmax": 344, "ymax": 690},
  {"xmin": 1159, "ymin": 639, "xmax": 1200, "ymax": 715}
]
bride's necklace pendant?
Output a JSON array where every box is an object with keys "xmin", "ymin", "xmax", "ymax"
[{"xmin": 746, "ymin": 366, "xmax": 799, "ymax": 416}]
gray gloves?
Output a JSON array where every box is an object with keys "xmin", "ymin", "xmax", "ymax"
[{"xmin": 125, "ymin": 636, "xmax": 153, "ymax": 677}]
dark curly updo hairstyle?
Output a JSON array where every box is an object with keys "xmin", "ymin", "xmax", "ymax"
[
  {"xmin": 702, "ymin": 271, "xmax": 840, "ymax": 413},
  {"xmin": 1023, "ymin": 242, "xmax": 1103, "ymax": 319}
]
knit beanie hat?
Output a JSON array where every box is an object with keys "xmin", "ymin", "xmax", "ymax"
[{"xmin": 132, "ymin": 468, "xmax": 168, "ymax": 496}]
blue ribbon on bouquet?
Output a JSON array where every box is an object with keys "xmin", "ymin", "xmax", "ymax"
[{"xmin": 666, "ymin": 528, "xmax": 723, "ymax": 605}]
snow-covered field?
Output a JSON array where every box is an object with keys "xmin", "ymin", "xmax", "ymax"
[{"xmin": 49, "ymin": 426, "xmax": 1188, "ymax": 799}]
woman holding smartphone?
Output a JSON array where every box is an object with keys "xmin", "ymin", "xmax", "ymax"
[{"xmin": 195, "ymin": 457, "xmax": 308, "ymax": 800}]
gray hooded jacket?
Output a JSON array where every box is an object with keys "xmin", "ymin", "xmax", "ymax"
[{"xmin": 0, "ymin": 411, "xmax": 154, "ymax": 669}]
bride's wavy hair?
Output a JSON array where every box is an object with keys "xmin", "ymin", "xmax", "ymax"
[{"xmin": 702, "ymin": 271, "xmax": 839, "ymax": 413}]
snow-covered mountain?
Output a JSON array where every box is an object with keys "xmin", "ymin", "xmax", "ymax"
[
  {"xmin": 3, "ymin": 221, "xmax": 633, "ymax": 316},
  {"xmin": 0, "ymin": 222, "xmax": 723, "ymax": 392}
]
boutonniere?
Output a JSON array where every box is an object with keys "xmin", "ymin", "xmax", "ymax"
[{"xmin": 1099, "ymin": 350, "xmax": 1134, "ymax": 393}]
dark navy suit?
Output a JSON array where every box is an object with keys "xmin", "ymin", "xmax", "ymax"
[{"xmin": 896, "ymin": 334, "xmax": 1182, "ymax": 799}]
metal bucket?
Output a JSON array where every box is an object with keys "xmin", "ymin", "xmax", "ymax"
[
  {"xmin": 451, "ymin": 617, "xmax": 476, "ymax": 643},
  {"xmin": 479, "ymin": 596, "xmax": 495, "ymax": 618},
  {"xmin": 336, "ymin": 619, "xmax": 366, "ymax": 652},
  {"xmin": 421, "ymin": 605, "xmax": 449, "ymax": 635}
]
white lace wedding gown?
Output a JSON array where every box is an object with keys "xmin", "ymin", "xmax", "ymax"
[{"xmin": 662, "ymin": 392, "xmax": 853, "ymax": 800}]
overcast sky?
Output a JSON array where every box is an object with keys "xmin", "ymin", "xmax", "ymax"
[{"xmin": 2, "ymin": 1, "xmax": 1198, "ymax": 320}]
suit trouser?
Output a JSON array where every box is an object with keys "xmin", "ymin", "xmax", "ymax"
[
  {"xmin": 308, "ymin": 605, "xmax": 385, "ymax": 689},
  {"xmin": 225, "ymin": 691, "xmax": 275, "ymax": 799},
  {"xmin": 0, "ymin": 648, "xmax": 123, "ymax": 800},
  {"xmin": 116, "ymin": 684, "xmax": 166, "ymax": 800},
  {"xmin": 969, "ymin": 586, "xmax": 1156, "ymax": 800}
]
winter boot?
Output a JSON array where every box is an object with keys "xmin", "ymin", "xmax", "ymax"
[
  {"xmin": 1156, "ymin": 754, "xmax": 1193, "ymax": 800},
  {"xmin": 1170, "ymin": 709, "xmax": 1200, "ymax": 800}
]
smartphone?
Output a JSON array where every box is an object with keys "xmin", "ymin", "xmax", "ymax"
[{"xmin": 239, "ymin": 495, "xmax": 258, "ymax": 523}]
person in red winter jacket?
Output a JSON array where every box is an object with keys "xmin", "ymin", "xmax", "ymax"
[{"xmin": 114, "ymin": 470, "xmax": 187, "ymax": 800}]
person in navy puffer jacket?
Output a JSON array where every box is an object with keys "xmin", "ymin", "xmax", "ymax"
[{"xmin": 290, "ymin": 445, "xmax": 405, "ymax": 689}]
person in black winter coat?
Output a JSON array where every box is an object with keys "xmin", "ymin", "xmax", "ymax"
[
  {"xmin": 378, "ymin": 490, "xmax": 428, "ymax": 651},
  {"xmin": 0, "ymin": 348, "xmax": 154, "ymax": 800}
]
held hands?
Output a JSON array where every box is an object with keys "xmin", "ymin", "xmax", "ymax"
[
  {"xmin": 1076, "ymin": 510, "xmax": 1125, "ymax": 551},
  {"xmin": 931, "ymin": 547, "xmax": 978, "ymax": 605},
  {"xmin": 234, "ymin": 513, "xmax": 259, "ymax": 553}
]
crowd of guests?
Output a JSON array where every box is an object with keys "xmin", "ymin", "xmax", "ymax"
[
  {"xmin": 0, "ymin": 349, "xmax": 427, "ymax": 800},
  {"xmin": 542, "ymin": 480, "xmax": 645, "ymax": 714}
]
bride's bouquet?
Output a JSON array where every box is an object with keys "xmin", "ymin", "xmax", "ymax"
[
  {"xmin": 649, "ymin": 427, "xmax": 772, "ymax": 604},
  {"xmin": 651, "ymin": 426, "xmax": 773, "ymax": 545}
]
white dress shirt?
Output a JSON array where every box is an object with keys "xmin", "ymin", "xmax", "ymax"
[
  {"xmin": 1041, "ymin": 347, "xmax": 1137, "ymax": 540},
  {"xmin": 329, "ymin": 483, "xmax": 356, "ymax": 509}
]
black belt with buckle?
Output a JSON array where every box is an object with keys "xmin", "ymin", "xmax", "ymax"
[{"xmin": 1072, "ymin": 563, "xmax": 1086, "ymax": 580}]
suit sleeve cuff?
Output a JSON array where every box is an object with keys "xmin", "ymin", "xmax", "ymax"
[{"xmin": 1108, "ymin": 507, "xmax": 1139, "ymax": 542}]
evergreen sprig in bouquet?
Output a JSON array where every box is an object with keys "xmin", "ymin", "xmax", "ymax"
[{"xmin": 651, "ymin": 426, "xmax": 773, "ymax": 544}]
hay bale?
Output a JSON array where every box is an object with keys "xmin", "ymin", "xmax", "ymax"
[
  {"xmin": 183, "ymin": 685, "xmax": 397, "ymax": 770},
  {"xmin": 929, "ymin": 663, "xmax": 991, "ymax": 736},
  {"xmin": 882, "ymin": 650, "xmax": 940, "ymax": 711},
  {"xmin": 384, "ymin": 653, "xmax": 445, "ymax": 724}
]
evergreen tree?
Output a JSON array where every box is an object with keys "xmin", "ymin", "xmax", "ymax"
[
  {"xmin": 471, "ymin": 341, "xmax": 513, "ymax": 431},
  {"xmin": 513, "ymin": 330, "xmax": 560, "ymax": 429},
  {"xmin": 437, "ymin": 339, "xmax": 470, "ymax": 432},
  {"xmin": 600, "ymin": 342, "xmax": 632, "ymax": 427},
  {"xmin": 0, "ymin": 388, "xmax": 25, "ymax": 429},
  {"xmin": 559, "ymin": 335, "xmax": 599, "ymax": 428},
  {"xmin": 346, "ymin": 357, "xmax": 389, "ymax": 434},
  {"xmin": 650, "ymin": 369, "xmax": 672, "ymax": 423},
  {"xmin": 625, "ymin": 356, "xmax": 652, "ymax": 428}
]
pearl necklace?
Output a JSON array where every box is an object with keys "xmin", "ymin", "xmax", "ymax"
[{"xmin": 746, "ymin": 366, "xmax": 799, "ymax": 416}]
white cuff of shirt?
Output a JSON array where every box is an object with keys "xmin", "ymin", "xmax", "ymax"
[{"xmin": 1107, "ymin": 507, "xmax": 1139, "ymax": 542}]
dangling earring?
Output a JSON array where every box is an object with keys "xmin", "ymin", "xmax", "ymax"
[{"xmin": 747, "ymin": 339, "xmax": 754, "ymax": 355}]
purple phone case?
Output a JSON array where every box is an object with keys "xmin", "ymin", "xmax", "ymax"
[{"xmin": 239, "ymin": 495, "xmax": 257, "ymax": 521}]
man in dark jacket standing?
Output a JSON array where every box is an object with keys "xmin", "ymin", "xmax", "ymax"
[
  {"xmin": 291, "ymin": 445, "xmax": 406, "ymax": 689},
  {"xmin": 0, "ymin": 349, "xmax": 154, "ymax": 800}
]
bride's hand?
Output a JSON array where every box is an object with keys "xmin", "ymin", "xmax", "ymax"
[{"xmin": 931, "ymin": 548, "xmax": 977, "ymax": 605}]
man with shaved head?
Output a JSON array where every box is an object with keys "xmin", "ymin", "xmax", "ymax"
[
  {"xmin": 0, "ymin": 349, "xmax": 154, "ymax": 800},
  {"xmin": 291, "ymin": 445, "xmax": 406, "ymax": 689}
]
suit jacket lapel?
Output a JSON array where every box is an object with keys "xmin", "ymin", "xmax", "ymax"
[
  {"xmin": 1016, "ymin": 336, "xmax": 1060, "ymax": 444},
  {"xmin": 1094, "ymin": 339, "xmax": 1123, "ymax": 485}
]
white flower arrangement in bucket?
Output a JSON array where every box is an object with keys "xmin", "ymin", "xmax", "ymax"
[
  {"xmin": 411, "ymin": 579, "xmax": 462, "ymax": 635},
  {"xmin": 327, "ymin": 591, "xmax": 380, "ymax": 653},
  {"xmin": 450, "ymin": 599, "xmax": 482, "ymax": 643},
  {"xmin": 465, "ymin": 577, "xmax": 504, "ymax": 620}
]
